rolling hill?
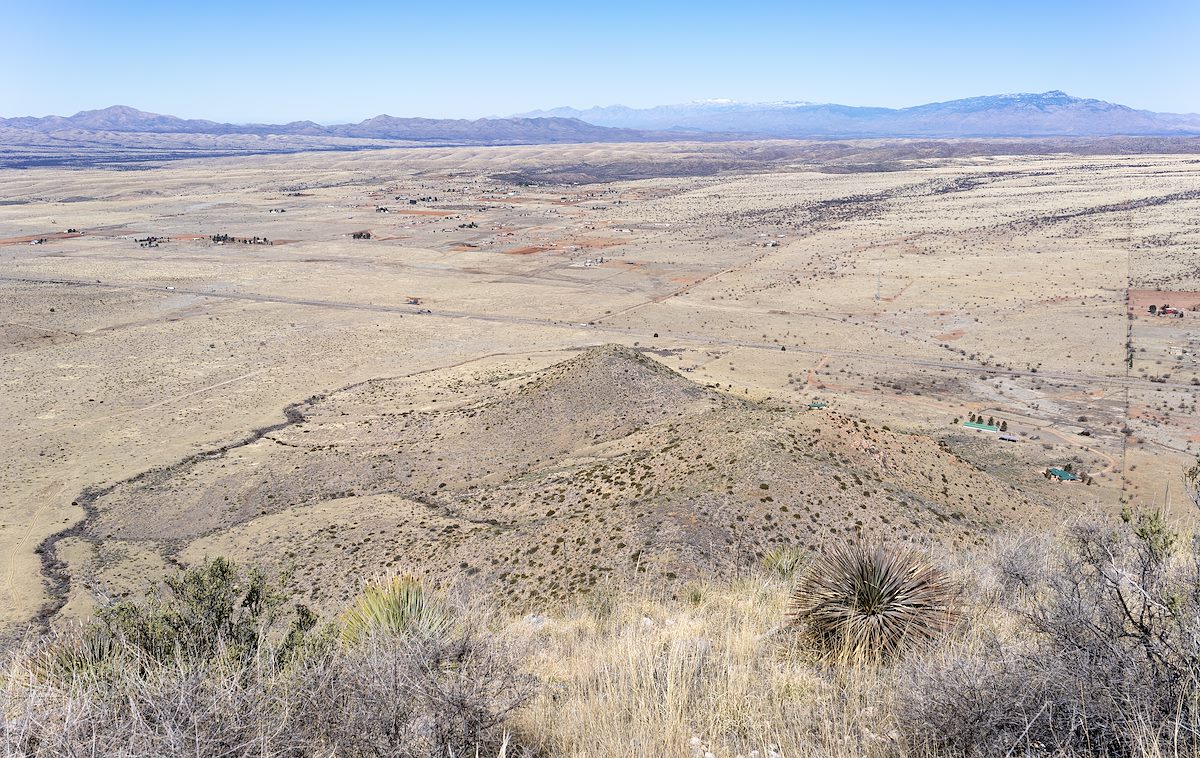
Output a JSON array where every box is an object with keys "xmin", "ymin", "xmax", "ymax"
[{"xmin": 47, "ymin": 346, "xmax": 1050, "ymax": 617}]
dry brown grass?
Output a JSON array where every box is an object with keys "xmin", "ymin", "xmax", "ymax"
[
  {"xmin": 6, "ymin": 516, "xmax": 1200, "ymax": 757},
  {"xmin": 504, "ymin": 515, "xmax": 1200, "ymax": 757},
  {"xmin": 506, "ymin": 574, "xmax": 910, "ymax": 757}
]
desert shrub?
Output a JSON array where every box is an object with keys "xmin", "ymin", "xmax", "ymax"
[
  {"xmin": 90, "ymin": 556, "xmax": 323, "ymax": 669},
  {"xmin": 788, "ymin": 543, "xmax": 956, "ymax": 660},
  {"xmin": 339, "ymin": 575, "xmax": 451, "ymax": 644},
  {"xmin": 2, "ymin": 636, "xmax": 303, "ymax": 756},
  {"xmin": 899, "ymin": 511, "xmax": 1200, "ymax": 756},
  {"xmin": 291, "ymin": 631, "xmax": 536, "ymax": 757},
  {"xmin": 2, "ymin": 561, "xmax": 533, "ymax": 757},
  {"xmin": 4, "ymin": 632, "xmax": 533, "ymax": 757}
]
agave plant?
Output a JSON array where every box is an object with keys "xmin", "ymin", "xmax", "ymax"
[
  {"xmin": 339, "ymin": 575, "xmax": 451, "ymax": 643},
  {"xmin": 788, "ymin": 543, "xmax": 956, "ymax": 659}
]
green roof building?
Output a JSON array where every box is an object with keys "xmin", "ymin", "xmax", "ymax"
[
  {"xmin": 962, "ymin": 421, "xmax": 1000, "ymax": 432},
  {"xmin": 1047, "ymin": 467, "xmax": 1079, "ymax": 482}
]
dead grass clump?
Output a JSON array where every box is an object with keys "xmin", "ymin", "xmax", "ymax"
[
  {"xmin": 289, "ymin": 631, "xmax": 535, "ymax": 756},
  {"xmin": 510, "ymin": 576, "xmax": 902, "ymax": 757}
]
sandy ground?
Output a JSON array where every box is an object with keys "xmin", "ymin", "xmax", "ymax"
[{"xmin": 2, "ymin": 143, "xmax": 1200, "ymax": 636}]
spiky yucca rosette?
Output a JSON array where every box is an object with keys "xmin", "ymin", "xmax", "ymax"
[{"xmin": 788, "ymin": 544, "xmax": 956, "ymax": 659}]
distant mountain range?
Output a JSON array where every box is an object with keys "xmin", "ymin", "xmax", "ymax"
[
  {"xmin": 5, "ymin": 93, "xmax": 1200, "ymax": 145},
  {"xmin": 3, "ymin": 93, "xmax": 1200, "ymax": 169},
  {"xmin": 0, "ymin": 105, "xmax": 668, "ymax": 144},
  {"xmin": 518, "ymin": 92, "xmax": 1200, "ymax": 138}
]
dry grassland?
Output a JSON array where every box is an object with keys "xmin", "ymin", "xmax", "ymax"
[{"xmin": 2, "ymin": 142, "xmax": 1199, "ymax": 638}]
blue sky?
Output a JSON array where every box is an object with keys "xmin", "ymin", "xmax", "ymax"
[{"xmin": 4, "ymin": 0, "xmax": 1198, "ymax": 122}]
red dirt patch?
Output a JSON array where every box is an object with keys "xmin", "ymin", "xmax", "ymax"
[
  {"xmin": 934, "ymin": 329, "xmax": 966, "ymax": 341},
  {"xmin": 1129, "ymin": 289, "xmax": 1200, "ymax": 313},
  {"xmin": 0, "ymin": 232, "xmax": 84, "ymax": 247},
  {"xmin": 505, "ymin": 246, "xmax": 551, "ymax": 256},
  {"xmin": 393, "ymin": 209, "xmax": 452, "ymax": 217}
]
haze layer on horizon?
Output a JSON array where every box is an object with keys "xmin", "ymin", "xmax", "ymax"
[{"xmin": 5, "ymin": 0, "xmax": 1199, "ymax": 123}]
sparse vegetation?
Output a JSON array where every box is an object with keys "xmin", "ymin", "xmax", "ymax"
[
  {"xmin": 9, "ymin": 137, "xmax": 1200, "ymax": 756},
  {"xmin": 2, "ymin": 562, "xmax": 532, "ymax": 757},
  {"xmin": 10, "ymin": 514, "xmax": 1196, "ymax": 756}
]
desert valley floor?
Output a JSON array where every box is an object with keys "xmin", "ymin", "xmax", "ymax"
[{"xmin": 3, "ymin": 142, "xmax": 1200, "ymax": 636}]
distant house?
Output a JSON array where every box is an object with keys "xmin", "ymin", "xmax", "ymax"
[
  {"xmin": 807, "ymin": 400, "xmax": 829, "ymax": 410},
  {"xmin": 963, "ymin": 421, "xmax": 1000, "ymax": 432},
  {"xmin": 999, "ymin": 433, "xmax": 1020, "ymax": 442},
  {"xmin": 1047, "ymin": 467, "xmax": 1079, "ymax": 482}
]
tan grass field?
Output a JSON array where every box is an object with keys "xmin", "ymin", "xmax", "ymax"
[{"xmin": 3, "ymin": 142, "xmax": 1200, "ymax": 641}]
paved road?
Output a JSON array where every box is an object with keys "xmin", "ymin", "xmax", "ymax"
[{"xmin": 3, "ymin": 273, "xmax": 1191, "ymax": 392}]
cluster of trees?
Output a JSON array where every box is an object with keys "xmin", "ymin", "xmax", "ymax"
[
  {"xmin": 210, "ymin": 234, "xmax": 271, "ymax": 245},
  {"xmin": 966, "ymin": 412, "xmax": 1007, "ymax": 431}
]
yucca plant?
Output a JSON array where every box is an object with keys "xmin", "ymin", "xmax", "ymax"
[
  {"xmin": 339, "ymin": 575, "xmax": 451, "ymax": 643},
  {"xmin": 33, "ymin": 626, "xmax": 120, "ymax": 683},
  {"xmin": 788, "ymin": 543, "xmax": 955, "ymax": 660},
  {"xmin": 762, "ymin": 545, "xmax": 807, "ymax": 578}
]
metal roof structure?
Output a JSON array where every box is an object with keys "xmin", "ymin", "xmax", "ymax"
[
  {"xmin": 1048, "ymin": 467, "xmax": 1079, "ymax": 481},
  {"xmin": 963, "ymin": 421, "xmax": 1000, "ymax": 432}
]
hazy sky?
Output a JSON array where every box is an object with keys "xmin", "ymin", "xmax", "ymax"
[{"xmin": 5, "ymin": 0, "xmax": 1198, "ymax": 122}]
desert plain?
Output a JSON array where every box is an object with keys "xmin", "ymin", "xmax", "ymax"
[{"xmin": 3, "ymin": 141, "xmax": 1200, "ymax": 639}]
